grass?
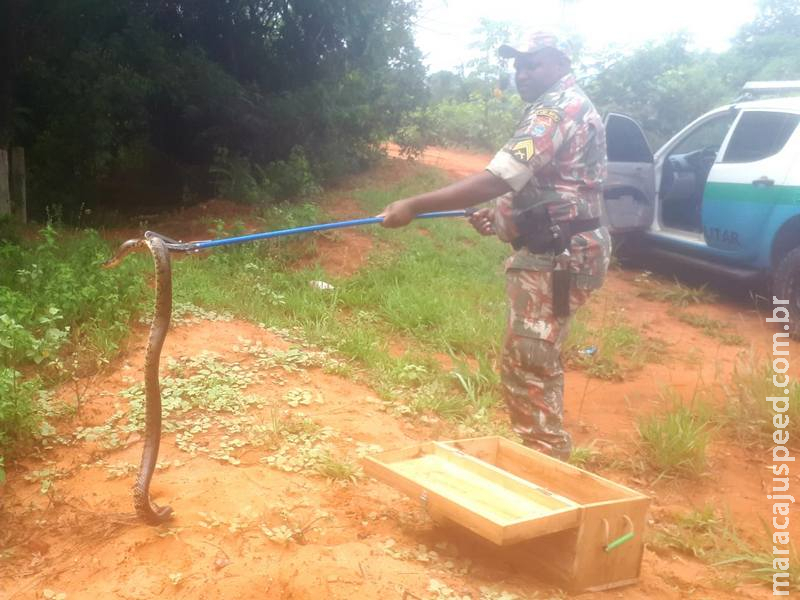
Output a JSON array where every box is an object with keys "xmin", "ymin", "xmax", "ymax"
[
  {"xmin": 637, "ymin": 389, "xmax": 714, "ymax": 478},
  {"xmin": 449, "ymin": 352, "xmax": 500, "ymax": 410},
  {"xmin": 637, "ymin": 274, "xmax": 718, "ymax": 307},
  {"xmin": 314, "ymin": 452, "xmax": 364, "ymax": 483},
  {"xmin": 670, "ymin": 310, "xmax": 745, "ymax": 346},
  {"xmin": 171, "ymin": 165, "xmax": 509, "ymax": 422},
  {"xmin": 568, "ymin": 443, "xmax": 603, "ymax": 470},
  {"xmin": 718, "ymin": 541, "xmax": 800, "ymax": 592},
  {"xmin": 722, "ymin": 353, "xmax": 800, "ymax": 445},
  {"xmin": 650, "ymin": 503, "xmax": 730, "ymax": 559},
  {"xmin": 565, "ymin": 306, "xmax": 664, "ymax": 380},
  {"xmin": 651, "ymin": 505, "xmax": 800, "ymax": 592}
]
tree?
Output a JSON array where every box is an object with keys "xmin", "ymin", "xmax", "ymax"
[
  {"xmin": 725, "ymin": 0, "xmax": 800, "ymax": 85},
  {"xmin": 6, "ymin": 0, "xmax": 428, "ymax": 220},
  {"xmin": 737, "ymin": 0, "xmax": 800, "ymax": 39},
  {"xmin": 583, "ymin": 35, "xmax": 730, "ymax": 146}
]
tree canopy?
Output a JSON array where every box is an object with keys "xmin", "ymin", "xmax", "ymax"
[
  {"xmin": 586, "ymin": 0, "xmax": 800, "ymax": 146},
  {"xmin": 2, "ymin": 0, "xmax": 799, "ymax": 220},
  {"xmin": 410, "ymin": 0, "xmax": 800, "ymax": 151},
  {"xmin": 2, "ymin": 0, "xmax": 426, "ymax": 220}
]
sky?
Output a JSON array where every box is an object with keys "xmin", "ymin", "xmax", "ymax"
[{"xmin": 414, "ymin": 0, "xmax": 760, "ymax": 72}]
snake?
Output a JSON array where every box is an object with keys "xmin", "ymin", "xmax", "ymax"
[{"xmin": 104, "ymin": 231, "xmax": 174, "ymax": 524}]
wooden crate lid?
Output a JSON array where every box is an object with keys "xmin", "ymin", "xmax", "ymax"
[{"xmin": 364, "ymin": 441, "xmax": 582, "ymax": 545}]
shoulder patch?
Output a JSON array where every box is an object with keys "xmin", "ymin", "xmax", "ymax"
[
  {"xmin": 533, "ymin": 108, "xmax": 562, "ymax": 125},
  {"xmin": 531, "ymin": 123, "xmax": 548, "ymax": 137},
  {"xmin": 507, "ymin": 137, "xmax": 535, "ymax": 162}
]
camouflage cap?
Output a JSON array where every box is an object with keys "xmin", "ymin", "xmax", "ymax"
[{"xmin": 498, "ymin": 31, "xmax": 572, "ymax": 62}]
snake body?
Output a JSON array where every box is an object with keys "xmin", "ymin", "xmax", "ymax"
[{"xmin": 104, "ymin": 232, "xmax": 174, "ymax": 524}]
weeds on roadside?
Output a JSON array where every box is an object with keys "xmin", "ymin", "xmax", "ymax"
[
  {"xmin": 637, "ymin": 274, "xmax": 717, "ymax": 307},
  {"xmin": 172, "ymin": 166, "xmax": 508, "ymax": 421},
  {"xmin": 722, "ymin": 352, "xmax": 800, "ymax": 445},
  {"xmin": 650, "ymin": 503, "xmax": 730, "ymax": 559},
  {"xmin": 670, "ymin": 310, "xmax": 745, "ymax": 346},
  {"xmin": 211, "ymin": 146, "xmax": 321, "ymax": 205},
  {"xmin": 653, "ymin": 505, "xmax": 800, "ymax": 592},
  {"xmin": 717, "ymin": 539, "xmax": 800, "ymax": 592},
  {"xmin": 314, "ymin": 452, "xmax": 363, "ymax": 483},
  {"xmin": 450, "ymin": 352, "xmax": 500, "ymax": 410},
  {"xmin": 637, "ymin": 390, "xmax": 713, "ymax": 478},
  {"xmin": 408, "ymin": 381, "xmax": 478, "ymax": 419},
  {"xmin": 568, "ymin": 444, "xmax": 603, "ymax": 470},
  {"xmin": 565, "ymin": 307, "xmax": 663, "ymax": 380},
  {"xmin": 0, "ymin": 227, "xmax": 146, "ymax": 468}
]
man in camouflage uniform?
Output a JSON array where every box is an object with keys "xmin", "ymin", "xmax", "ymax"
[{"xmin": 380, "ymin": 32, "xmax": 610, "ymax": 460}]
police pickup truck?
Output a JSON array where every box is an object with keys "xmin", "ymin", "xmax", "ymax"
[{"xmin": 603, "ymin": 81, "xmax": 800, "ymax": 336}]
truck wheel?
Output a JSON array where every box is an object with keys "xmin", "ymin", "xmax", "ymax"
[{"xmin": 773, "ymin": 246, "xmax": 800, "ymax": 340}]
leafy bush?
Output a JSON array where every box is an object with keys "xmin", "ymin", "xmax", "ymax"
[
  {"xmin": 0, "ymin": 227, "xmax": 145, "ymax": 354},
  {"xmin": 396, "ymin": 92, "xmax": 524, "ymax": 153},
  {"xmin": 0, "ymin": 369, "xmax": 41, "ymax": 456},
  {"xmin": 0, "ymin": 215, "xmax": 22, "ymax": 245},
  {"xmin": 210, "ymin": 148, "xmax": 271, "ymax": 205},
  {"xmin": 211, "ymin": 146, "xmax": 321, "ymax": 205},
  {"xmin": 0, "ymin": 310, "xmax": 68, "ymax": 366},
  {"xmin": 0, "ymin": 227, "xmax": 147, "ymax": 465},
  {"xmin": 10, "ymin": 2, "xmax": 425, "ymax": 220},
  {"xmin": 262, "ymin": 146, "xmax": 322, "ymax": 200}
]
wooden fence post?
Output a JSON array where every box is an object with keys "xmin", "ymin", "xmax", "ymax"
[
  {"xmin": 0, "ymin": 148, "xmax": 10, "ymax": 217},
  {"xmin": 10, "ymin": 147, "xmax": 26, "ymax": 223}
]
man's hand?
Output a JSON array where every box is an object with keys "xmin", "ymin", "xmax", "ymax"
[
  {"xmin": 468, "ymin": 207, "xmax": 495, "ymax": 236},
  {"xmin": 378, "ymin": 199, "xmax": 417, "ymax": 228},
  {"xmin": 377, "ymin": 171, "xmax": 511, "ymax": 229}
]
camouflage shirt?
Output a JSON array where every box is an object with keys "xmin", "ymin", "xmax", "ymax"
[
  {"xmin": 487, "ymin": 73, "xmax": 606, "ymax": 235},
  {"xmin": 485, "ymin": 73, "xmax": 610, "ymax": 286}
]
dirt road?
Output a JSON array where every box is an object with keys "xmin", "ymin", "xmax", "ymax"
[{"xmin": 0, "ymin": 148, "xmax": 793, "ymax": 599}]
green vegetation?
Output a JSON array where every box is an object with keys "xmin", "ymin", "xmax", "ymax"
[
  {"xmin": 568, "ymin": 444, "xmax": 603, "ymax": 470},
  {"xmin": 651, "ymin": 504, "xmax": 733, "ymax": 559},
  {"xmin": 2, "ymin": 1, "xmax": 425, "ymax": 220},
  {"xmin": 565, "ymin": 307, "xmax": 663, "ymax": 380},
  {"xmin": 1, "ymin": 6, "xmax": 798, "ymax": 594},
  {"xmin": 72, "ymin": 350, "xmax": 351, "ymax": 474},
  {"xmin": 0, "ymin": 164, "xmax": 513, "ymax": 484},
  {"xmin": 636, "ymin": 277, "xmax": 718, "ymax": 307},
  {"xmin": 315, "ymin": 453, "xmax": 364, "ymax": 483},
  {"xmin": 670, "ymin": 310, "xmax": 745, "ymax": 346},
  {"xmin": 393, "ymin": 2, "xmax": 800, "ymax": 156},
  {"xmin": 0, "ymin": 227, "xmax": 146, "ymax": 479},
  {"xmin": 637, "ymin": 391, "xmax": 713, "ymax": 478},
  {"xmin": 171, "ymin": 167, "xmax": 508, "ymax": 423},
  {"xmin": 652, "ymin": 505, "xmax": 800, "ymax": 591},
  {"xmin": 723, "ymin": 353, "xmax": 800, "ymax": 445},
  {"xmin": 0, "ymin": 159, "xmax": 794, "ymax": 597},
  {"xmin": 719, "ymin": 541, "xmax": 800, "ymax": 591},
  {"xmin": 210, "ymin": 146, "xmax": 323, "ymax": 206},
  {"xmin": 587, "ymin": 0, "xmax": 800, "ymax": 148},
  {"xmin": 4, "ymin": 1, "xmax": 798, "ymax": 221}
]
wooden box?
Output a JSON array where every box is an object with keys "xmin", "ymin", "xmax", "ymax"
[{"xmin": 364, "ymin": 436, "xmax": 650, "ymax": 594}]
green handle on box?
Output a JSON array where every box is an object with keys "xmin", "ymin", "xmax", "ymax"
[{"xmin": 604, "ymin": 531, "xmax": 635, "ymax": 552}]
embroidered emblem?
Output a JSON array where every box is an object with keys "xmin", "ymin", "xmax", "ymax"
[{"xmin": 509, "ymin": 138, "xmax": 535, "ymax": 162}]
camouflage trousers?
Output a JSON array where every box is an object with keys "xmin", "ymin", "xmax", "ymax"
[{"xmin": 500, "ymin": 230, "xmax": 610, "ymax": 460}]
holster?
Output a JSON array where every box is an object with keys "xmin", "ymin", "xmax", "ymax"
[{"xmin": 510, "ymin": 205, "xmax": 600, "ymax": 318}]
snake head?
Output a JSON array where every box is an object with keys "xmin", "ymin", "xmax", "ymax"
[{"xmin": 103, "ymin": 238, "xmax": 145, "ymax": 269}]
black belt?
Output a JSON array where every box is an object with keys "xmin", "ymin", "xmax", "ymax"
[
  {"xmin": 511, "ymin": 217, "xmax": 601, "ymax": 253},
  {"xmin": 559, "ymin": 217, "xmax": 601, "ymax": 239}
]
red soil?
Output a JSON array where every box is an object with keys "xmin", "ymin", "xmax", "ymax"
[{"xmin": 1, "ymin": 148, "xmax": 794, "ymax": 600}]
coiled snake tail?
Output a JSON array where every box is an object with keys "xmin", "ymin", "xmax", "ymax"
[{"xmin": 104, "ymin": 233, "xmax": 174, "ymax": 524}]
